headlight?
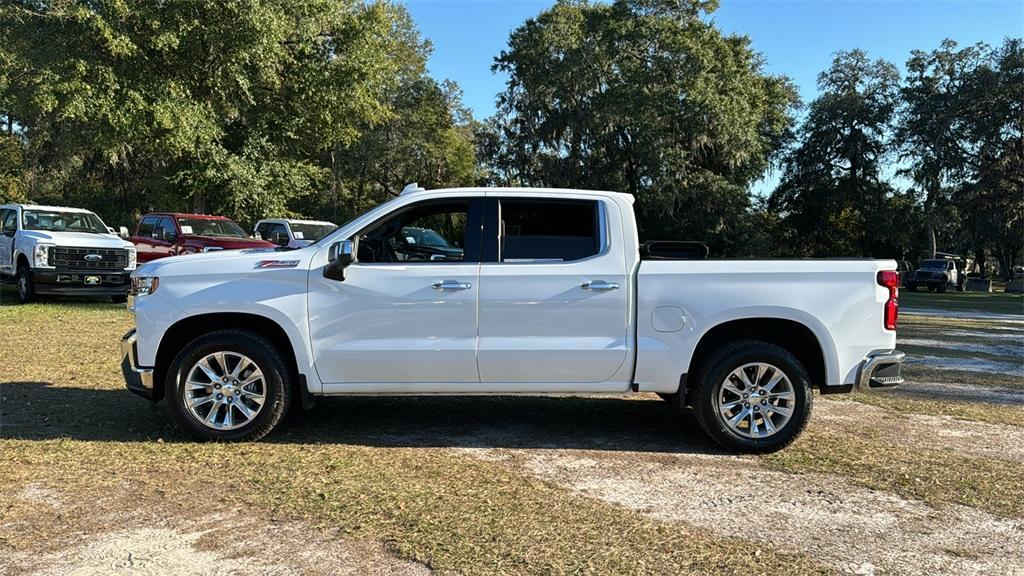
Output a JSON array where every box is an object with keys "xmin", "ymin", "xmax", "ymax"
[
  {"xmin": 126, "ymin": 246, "xmax": 137, "ymax": 270},
  {"xmin": 130, "ymin": 276, "xmax": 159, "ymax": 296},
  {"xmin": 33, "ymin": 244, "xmax": 54, "ymax": 268}
]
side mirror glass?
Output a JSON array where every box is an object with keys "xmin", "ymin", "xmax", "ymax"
[
  {"xmin": 119, "ymin": 226, "xmax": 130, "ymax": 239},
  {"xmin": 324, "ymin": 239, "xmax": 354, "ymax": 281}
]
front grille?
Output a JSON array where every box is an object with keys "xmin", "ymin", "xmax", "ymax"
[{"xmin": 50, "ymin": 247, "xmax": 128, "ymax": 270}]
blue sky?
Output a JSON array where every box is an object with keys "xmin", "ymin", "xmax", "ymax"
[
  {"xmin": 406, "ymin": 0, "xmax": 1023, "ymax": 117},
  {"xmin": 405, "ymin": 0, "xmax": 1023, "ymax": 193}
]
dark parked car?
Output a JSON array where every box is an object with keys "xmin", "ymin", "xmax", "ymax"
[{"xmin": 131, "ymin": 213, "xmax": 274, "ymax": 263}]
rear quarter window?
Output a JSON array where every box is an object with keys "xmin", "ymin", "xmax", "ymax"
[{"xmin": 499, "ymin": 200, "xmax": 600, "ymax": 262}]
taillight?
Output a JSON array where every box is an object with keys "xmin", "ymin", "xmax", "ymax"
[{"xmin": 877, "ymin": 270, "xmax": 899, "ymax": 330}]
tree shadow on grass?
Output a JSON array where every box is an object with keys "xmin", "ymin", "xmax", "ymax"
[{"xmin": 0, "ymin": 381, "xmax": 723, "ymax": 454}]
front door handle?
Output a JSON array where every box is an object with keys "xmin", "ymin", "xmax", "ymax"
[
  {"xmin": 581, "ymin": 280, "xmax": 620, "ymax": 291},
  {"xmin": 432, "ymin": 280, "xmax": 472, "ymax": 290}
]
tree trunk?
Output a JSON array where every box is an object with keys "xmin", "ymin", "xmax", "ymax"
[
  {"xmin": 925, "ymin": 185, "xmax": 937, "ymax": 259},
  {"xmin": 973, "ymin": 247, "xmax": 986, "ymax": 278},
  {"xmin": 330, "ymin": 148, "xmax": 339, "ymax": 223},
  {"xmin": 995, "ymin": 252, "xmax": 1011, "ymax": 282},
  {"xmin": 927, "ymin": 221, "xmax": 937, "ymax": 259}
]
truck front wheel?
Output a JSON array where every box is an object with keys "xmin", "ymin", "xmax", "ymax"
[
  {"xmin": 15, "ymin": 263, "xmax": 35, "ymax": 304},
  {"xmin": 692, "ymin": 341, "xmax": 812, "ymax": 453},
  {"xmin": 166, "ymin": 329, "xmax": 293, "ymax": 442}
]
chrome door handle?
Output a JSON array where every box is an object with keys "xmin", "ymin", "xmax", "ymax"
[
  {"xmin": 581, "ymin": 280, "xmax": 620, "ymax": 291},
  {"xmin": 432, "ymin": 280, "xmax": 472, "ymax": 290}
]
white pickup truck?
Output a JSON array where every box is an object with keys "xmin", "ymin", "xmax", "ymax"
[
  {"xmin": 2, "ymin": 203, "xmax": 137, "ymax": 303},
  {"xmin": 121, "ymin": 187, "xmax": 903, "ymax": 452}
]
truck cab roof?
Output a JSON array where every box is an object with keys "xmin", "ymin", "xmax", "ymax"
[
  {"xmin": 255, "ymin": 218, "xmax": 336, "ymax": 226},
  {"xmin": 1, "ymin": 203, "xmax": 99, "ymax": 213},
  {"xmin": 143, "ymin": 212, "xmax": 233, "ymax": 220}
]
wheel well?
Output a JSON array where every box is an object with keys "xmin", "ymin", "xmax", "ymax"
[
  {"xmin": 684, "ymin": 318, "xmax": 827, "ymax": 403},
  {"xmin": 153, "ymin": 313, "xmax": 300, "ymax": 403},
  {"xmin": 16, "ymin": 253, "xmax": 28, "ymax": 268}
]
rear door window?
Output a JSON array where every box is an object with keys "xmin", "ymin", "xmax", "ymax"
[{"xmin": 498, "ymin": 200, "xmax": 600, "ymax": 262}]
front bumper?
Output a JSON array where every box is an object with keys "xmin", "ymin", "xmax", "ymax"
[
  {"xmin": 121, "ymin": 328, "xmax": 157, "ymax": 400},
  {"xmin": 856, "ymin": 350, "xmax": 905, "ymax": 391},
  {"xmin": 33, "ymin": 269, "xmax": 130, "ymax": 296}
]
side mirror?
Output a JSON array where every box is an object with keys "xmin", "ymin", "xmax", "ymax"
[
  {"xmin": 324, "ymin": 239, "xmax": 354, "ymax": 281},
  {"xmin": 272, "ymin": 231, "xmax": 290, "ymax": 246},
  {"xmin": 119, "ymin": 226, "xmax": 130, "ymax": 239}
]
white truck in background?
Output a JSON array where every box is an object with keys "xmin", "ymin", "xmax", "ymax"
[
  {"xmin": 121, "ymin": 186, "xmax": 903, "ymax": 452},
  {"xmin": 1, "ymin": 203, "xmax": 136, "ymax": 303},
  {"xmin": 253, "ymin": 218, "xmax": 338, "ymax": 249}
]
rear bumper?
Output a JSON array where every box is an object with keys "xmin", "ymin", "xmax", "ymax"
[
  {"xmin": 856, "ymin": 350, "xmax": 905, "ymax": 391},
  {"xmin": 33, "ymin": 269, "xmax": 130, "ymax": 296},
  {"xmin": 121, "ymin": 328, "xmax": 157, "ymax": 400}
]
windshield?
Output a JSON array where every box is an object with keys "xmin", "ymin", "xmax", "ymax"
[
  {"xmin": 402, "ymin": 227, "xmax": 450, "ymax": 247},
  {"xmin": 177, "ymin": 217, "xmax": 247, "ymax": 238},
  {"xmin": 290, "ymin": 223, "xmax": 337, "ymax": 242},
  {"xmin": 921, "ymin": 260, "xmax": 948, "ymax": 270},
  {"xmin": 23, "ymin": 209, "xmax": 109, "ymax": 234}
]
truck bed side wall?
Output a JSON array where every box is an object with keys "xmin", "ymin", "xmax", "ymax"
[{"xmin": 635, "ymin": 260, "xmax": 897, "ymax": 393}]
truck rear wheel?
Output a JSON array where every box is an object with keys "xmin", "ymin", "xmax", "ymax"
[
  {"xmin": 166, "ymin": 329, "xmax": 292, "ymax": 442},
  {"xmin": 692, "ymin": 341, "xmax": 812, "ymax": 453}
]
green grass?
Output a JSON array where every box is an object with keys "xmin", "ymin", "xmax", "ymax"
[
  {"xmin": 0, "ymin": 300, "xmax": 830, "ymax": 575},
  {"xmin": 3, "ymin": 298, "xmax": 1023, "ymax": 575},
  {"xmin": 900, "ymin": 289, "xmax": 1024, "ymax": 315},
  {"xmin": 764, "ymin": 425, "xmax": 1024, "ymax": 518}
]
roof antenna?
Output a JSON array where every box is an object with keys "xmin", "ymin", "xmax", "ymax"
[{"xmin": 401, "ymin": 182, "xmax": 425, "ymax": 195}]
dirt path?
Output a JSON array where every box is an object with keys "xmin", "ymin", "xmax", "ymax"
[
  {"xmin": 517, "ymin": 452, "xmax": 1023, "ymax": 576},
  {"xmin": 459, "ymin": 398, "xmax": 1024, "ymax": 576},
  {"xmin": 1, "ymin": 483, "xmax": 434, "ymax": 576},
  {"xmin": 814, "ymin": 398, "xmax": 1024, "ymax": 463}
]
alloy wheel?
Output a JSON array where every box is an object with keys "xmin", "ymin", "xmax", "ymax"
[
  {"xmin": 184, "ymin": 351, "xmax": 267, "ymax": 431},
  {"xmin": 717, "ymin": 362, "xmax": 796, "ymax": 439}
]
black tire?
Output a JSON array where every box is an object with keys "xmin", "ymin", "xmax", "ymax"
[
  {"xmin": 165, "ymin": 329, "xmax": 292, "ymax": 441},
  {"xmin": 927, "ymin": 284, "xmax": 936, "ymax": 292},
  {"xmin": 692, "ymin": 340, "xmax": 813, "ymax": 453},
  {"xmin": 937, "ymin": 283, "xmax": 947, "ymax": 293},
  {"xmin": 15, "ymin": 263, "xmax": 35, "ymax": 304},
  {"xmin": 110, "ymin": 294, "xmax": 128, "ymax": 304}
]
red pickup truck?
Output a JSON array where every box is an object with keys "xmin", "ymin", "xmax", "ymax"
[{"xmin": 131, "ymin": 213, "xmax": 274, "ymax": 263}]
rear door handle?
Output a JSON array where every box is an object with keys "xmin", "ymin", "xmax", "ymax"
[
  {"xmin": 581, "ymin": 280, "xmax": 620, "ymax": 291},
  {"xmin": 432, "ymin": 280, "xmax": 472, "ymax": 290}
]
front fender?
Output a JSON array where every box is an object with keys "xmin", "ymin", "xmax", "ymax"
[{"xmin": 131, "ymin": 262, "xmax": 320, "ymax": 393}]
